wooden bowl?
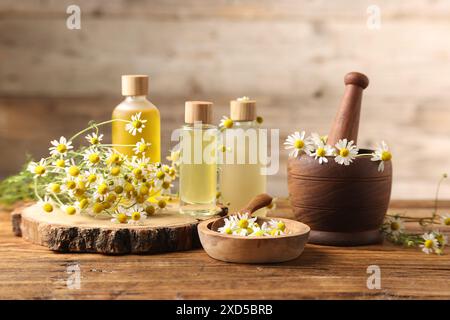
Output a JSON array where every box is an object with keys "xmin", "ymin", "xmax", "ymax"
[
  {"xmin": 198, "ymin": 217, "xmax": 310, "ymax": 263},
  {"xmin": 287, "ymin": 150, "xmax": 392, "ymax": 246}
]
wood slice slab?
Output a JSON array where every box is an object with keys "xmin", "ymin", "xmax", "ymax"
[{"xmin": 11, "ymin": 202, "xmax": 226, "ymax": 255}]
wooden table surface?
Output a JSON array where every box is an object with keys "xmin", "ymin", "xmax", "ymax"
[{"xmin": 0, "ymin": 199, "xmax": 449, "ymax": 300}]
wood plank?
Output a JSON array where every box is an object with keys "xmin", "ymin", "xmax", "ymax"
[
  {"xmin": 0, "ymin": 200, "xmax": 449, "ymax": 299},
  {"xmin": 1, "ymin": 0, "xmax": 450, "ymax": 20}
]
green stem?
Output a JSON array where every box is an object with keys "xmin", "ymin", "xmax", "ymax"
[{"xmin": 69, "ymin": 119, "xmax": 129, "ymax": 142}]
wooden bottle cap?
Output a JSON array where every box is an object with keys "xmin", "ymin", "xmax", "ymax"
[
  {"xmin": 230, "ymin": 97, "xmax": 256, "ymax": 121},
  {"xmin": 185, "ymin": 101, "xmax": 213, "ymax": 124},
  {"xmin": 121, "ymin": 75, "xmax": 149, "ymax": 96}
]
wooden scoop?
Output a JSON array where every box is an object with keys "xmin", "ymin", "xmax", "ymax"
[
  {"xmin": 211, "ymin": 193, "xmax": 273, "ymax": 231},
  {"xmin": 327, "ymin": 72, "xmax": 369, "ymax": 146}
]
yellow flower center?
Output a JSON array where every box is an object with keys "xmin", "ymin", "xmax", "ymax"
[
  {"xmin": 74, "ymin": 188, "xmax": 85, "ymax": 197},
  {"xmin": 66, "ymin": 180, "xmax": 76, "ymax": 189},
  {"xmin": 238, "ymin": 219, "xmax": 248, "ymax": 229},
  {"xmin": 50, "ymin": 183, "xmax": 61, "ymax": 193},
  {"xmin": 92, "ymin": 203, "xmax": 103, "ymax": 214},
  {"xmin": 223, "ymin": 118, "xmax": 234, "ymax": 129},
  {"xmin": 277, "ymin": 222, "xmax": 286, "ymax": 231},
  {"xmin": 98, "ymin": 183, "xmax": 108, "ymax": 195},
  {"xmin": 132, "ymin": 212, "xmax": 141, "ymax": 221},
  {"xmin": 55, "ymin": 159, "xmax": 66, "ymax": 168},
  {"xmin": 117, "ymin": 213, "xmax": 127, "ymax": 223},
  {"xmin": 254, "ymin": 230, "xmax": 265, "ymax": 236},
  {"xmin": 110, "ymin": 167, "xmax": 120, "ymax": 176},
  {"xmin": 162, "ymin": 181, "xmax": 170, "ymax": 189},
  {"xmin": 114, "ymin": 186, "xmax": 124, "ymax": 194},
  {"xmin": 390, "ymin": 222, "xmax": 400, "ymax": 231},
  {"xmin": 106, "ymin": 193, "xmax": 117, "ymax": 203},
  {"xmin": 87, "ymin": 174, "xmax": 97, "ymax": 183},
  {"xmin": 224, "ymin": 227, "xmax": 232, "ymax": 235},
  {"xmin": 56, "ymin": 144, "xmax": 67, "ymax": 153},
  {"xmin": 88, "ymin": 153, "xmax": 100, "ymax": 164},
  {"xmin": 133, "ymin": 168, "xmax": 143, "ymax": 178},
  {"xmin": 317, "ymin": 147, "xmax": 326, "ymax": 157},
  {"xmin": 156, "ymin": 171, "xmax": 165, "ymax": 180},
  {"xmin": 270, "ymin": 229, "xmax": 279, "ymax": 236},
  {"xmin": 145, "ymin": 206, "xmax": 156, "ymax": 216},
  {"xmin": 424, "ymin": 239, "xmax": 434, "ymax": 249},
  {"xmin": 124, "ymin": 183, "xmax": 134, "ymax": 193},
  {"xmin": 381, "ymin": 151, "xmax": 392, "ymax": 161},
  {"xmin": 132, "ymin": 120, "xmax": 142, "ymax": 129},
  {"xmin": 157, "ymin": 199, "xmax": 167, "ymax": 209},
  {"xmin": 339, "ymin": 148, "xmax": 349, "ymax": 157},
  {"xmin": 34, "ymin": 165, "xmax": 46, "ymax": 175},
  {"xmin": 68, "ymin": 166, "xmax": 80, "ymax": 177},
  {"xmin": 42, "ymin": 203, "xmax": 53, "ymax": 213},
  {"xmin": 79, "ymin": 198, "xmax": 89, "ymax": 209},
  {"xmin": 445, "ymin": 217, "xmax": 450, "ymax": 226},
  {"xmin": 138, "ymin": 144, "xmax": 148, "ymax": 152},
  {"xmin": 65, "ymin": 206, "xmax": 76, "ymax": 215},
  {"xmin": 90, "ymin": 137, "xmax": 99, "ymax": 144},
  {"xmin": 294, "ymin": 140, "xmax": 304, "ymax": 149},
  {"xmin": 110, "ymin": 154, "xmax": 120, "ymax": 163},
  {"xmin": 102, "ymin": 201, "xmax": 111, "ymax": 209},
  {"xmin": 139, "ymin": 185, "xmax": 149, "ymax": 195}
]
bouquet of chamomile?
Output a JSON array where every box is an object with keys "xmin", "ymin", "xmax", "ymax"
[{"xmin": 25, "ymin": 113, "xmax": 178, "ymax": 225}]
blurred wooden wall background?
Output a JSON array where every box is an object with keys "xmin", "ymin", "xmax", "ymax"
[{"xmin": 1, "ymin": 0, "xmax": 450, "ymax": 199}]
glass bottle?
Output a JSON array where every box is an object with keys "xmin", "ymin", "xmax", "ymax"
[
  {"xmin": 112, "ymin": 75, "xmax": 161, "ymax": 163},
  {"xmin": 219, "ymin": 97, "xmax": 267, "ymax": 215},
  {"xmin": 179, "ymin": 101, "xmax": 218, "ymax": 216}
]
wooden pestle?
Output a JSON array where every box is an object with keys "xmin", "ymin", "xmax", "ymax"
[{"xmin": 327, "ymin": 72, "xmax": 369, "ymax": 146}]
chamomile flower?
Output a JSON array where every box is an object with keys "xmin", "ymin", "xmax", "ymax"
[
  {"xmin": 85, "ymin": 132, "xmax": 103, "ymax": 145},
  {"xmin": 371, "ymin": 141, "xmax": 392, "ymax": 172},
  {"xmin": 440, "ymin": 213, "xmax": 450, "ymax": 226},
  {"xmin": 84, "ymin": 168, "xmax": 98, "ymax": 186},
  {"xmin": 66, "ymin": 159, "xmax": 81, "ymax": 177},
  {"xmin": 334, "ymin": 139, "xmax": 358, "ymax": 166},
  {"xmin": 111, "ymin": 209, "xmax": 129, "ymax": 224},
  {"xmin": 38, "ymin": 195, "xmax": 54, "ymax": 213},
  {"xmin": 220, "ymin": 116, "xmax": 234, "ymax": 129},
  {"xmin": 310, "ymin": 132, "xmax": 328, "ymax": 145},
  {"xmin": 126, "ymin": 205, "xmax": 147, "ymax": 224},
  {"xmin": 420, "ymin": 232, "xmax": 439, "ymax": 254},
  {"xmin": 27, "ymin": 158, "xmax": 48, "ymax": 178},
  {"xmin": 84, "ymin": 149, "xmax": 101, "ymax": 166},
  {"xmin": 125, "ymin": 112, "xmax": 147, "ymax": 136},
  {"xmin": 61, "ymin": 204, "xmax": 79, "ymax": 216},
  {"xmin": 52, "ymin": 157, "xmax": 69, "ymax": 170},
  {"xmin": 49, "ymin": 136, "xmax": 73, "ymax": 156},
  {"xmin": 269, "ymin": 219, "xmax": 286, "ymax": 232},
  {"xmin": 133, "ymin": 138, "xmax": 151, "ymax": 155},
  {"xmin": 311, "ymin": 141, "xmax": 334, "ymax": 164},
  {"xmin": 383, "ymin": 216, "xmax": 404, "ymax": 239},
  {"xmin": 218, "ymin": 217, "xmax": 238, "ymax": 235},
  {"xmin": 249, "ymin": 223, "xmax": 269, "ymax": 237},
  {"xmin": 236, "ymin": 212, "xmax": 257, "ymax": 229},
  {"xmin": 284, "ymin": 131, "xmax": 313, "ymax": 157}
]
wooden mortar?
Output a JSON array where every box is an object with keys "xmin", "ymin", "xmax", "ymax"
[{"xmin": 287, "ymin": 72, "xmax": 392, "ymax": 246}]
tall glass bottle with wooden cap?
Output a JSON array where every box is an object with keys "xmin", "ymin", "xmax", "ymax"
[
  {"xmin": 219, "ymin": 97, "xmax": 267, "ymax": 215},
  {"xmin": 179, "ymin": 101, "xmax": 218, "ymax": 216},
  {"xmin": 112, "ymin": 75, "xmax": 161, "ymax": 163}
]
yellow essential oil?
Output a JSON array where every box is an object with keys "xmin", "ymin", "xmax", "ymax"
[
  {"xmin": 112, "ymin": 75, "xmax": 161, "ymax": 163},
  {"xmin": 179, "ymin": 101, "xmax": 218, "ymax": 216},
  {"xmin": 219, "ymin": 98, "xmax": 267, "ymax": 215}
]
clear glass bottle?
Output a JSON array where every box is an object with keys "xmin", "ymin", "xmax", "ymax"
[
  {"xmin": 219, "ymin": 97, "xmax": 267, "ymax": 215},
  {"xmin": 112, "ymin": 75, "xmax": 161, "ymax": 163},
  {"xmin": 179, "ymin": 101, "xmax": 218, "ymax": 216}
]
